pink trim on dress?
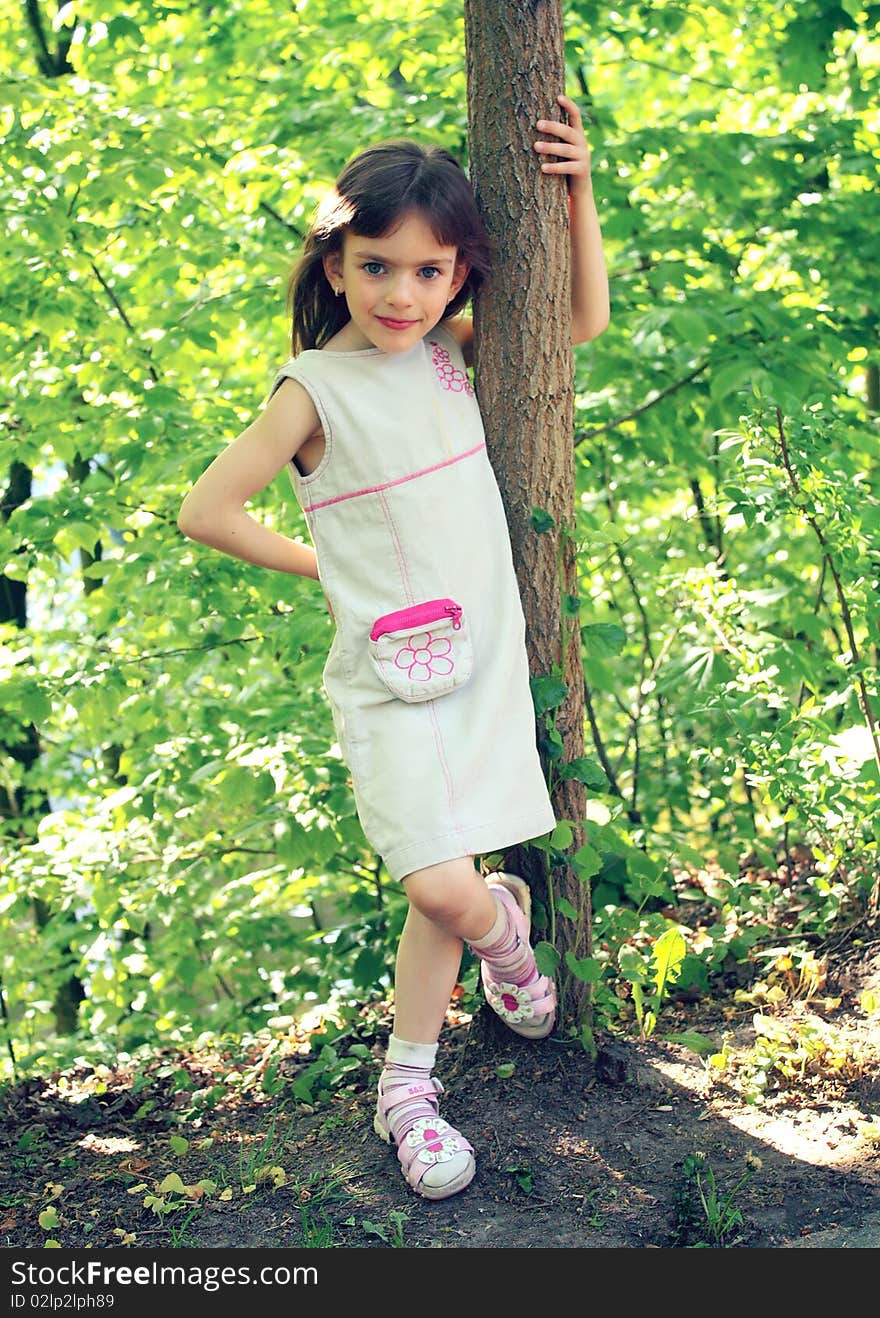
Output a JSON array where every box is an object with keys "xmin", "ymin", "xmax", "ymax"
[{"xmin": 301, "ymin": 441, "xmax": 486, "ymax": 513}]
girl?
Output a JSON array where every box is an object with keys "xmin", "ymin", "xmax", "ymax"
[{"xmin": 178, "ymin": 93, "xmax": 610, "ymax": 1201}]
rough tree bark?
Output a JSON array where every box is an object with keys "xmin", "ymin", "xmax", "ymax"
[{"xmin": 464, "ymin": 0, "xmax": 591, "ymax": 1033}]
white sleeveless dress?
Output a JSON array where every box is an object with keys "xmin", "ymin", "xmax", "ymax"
[{"xmin": 268, "ymin": 321, "xmax": 556, "ymax": 882}]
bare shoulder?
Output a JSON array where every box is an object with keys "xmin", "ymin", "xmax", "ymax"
[
  {"xmin": 265, "ymin": 374, "xmax": 322, "ymax": 438},
  {"xmin": 438, "ymin": 314, "xmax": 474, "ymax": 368},
  {"xmin": 178, "ymin": 374, "xmax": 321, "ymax": 530}
]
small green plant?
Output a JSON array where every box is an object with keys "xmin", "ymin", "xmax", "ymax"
[
  {"xmin": 289, "ymin": 1026, "xmax": 375, "ymax": 1107},
  {"xmin": 167, "ymin": 1204, "xmax": 202, "ymax": 1248},
  {"xmin": 13, "ymin": 1125, "xmax": 47, "ymax": 1173},
  {"xmin": 578, "ymin": 1187, "xmax": 606, "ymax": 1229},
  {"xmin": 504, "ymin": 1163, "xmax": 533, "ymax": 1196},
  {"xmin": 724, "ymin": 1010, "xmax": 865, "ymax": 1104},
  {"xmin": 298, "ymin": 1206, "xmax": 334, "ymax": 1247},
  {"xmin": 235, "ymin": 1107, "xmax": 283, "ymax": 1191},
  {"xmin": 672, "ymin": 1151, "xmax": 758, "ymax": 1247},
  {"xmin": 349, "ymin": 1210, "xmax": 409, "ymax": 1247},
  {"xmin": 620, "ymin": 926, "xmax": 687, "ymax": 1039}
]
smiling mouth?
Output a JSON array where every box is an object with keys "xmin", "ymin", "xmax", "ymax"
[{"xmin": 377, "ymin": 316, "xmax": 418, "ymax": 327}]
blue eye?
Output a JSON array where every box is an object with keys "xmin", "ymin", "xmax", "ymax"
[
  {"xmin": 363, "ymin": 261, "xmax": 384, "ymax": 275},
  {"xmin": 420, "ymin": 267, "xmax": 442, "ymax": 280}
]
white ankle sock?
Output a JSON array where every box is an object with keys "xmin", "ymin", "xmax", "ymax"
[{"xmin": 385, "ymin": 1035, "xmax": 438, "ymax": 1070}]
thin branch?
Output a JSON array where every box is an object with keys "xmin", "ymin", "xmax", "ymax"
[
  {"xmin": 86, "ymin": 258, "xmax": 136, "ymax": 334},
  {"xmin": 176, "ymin": 281, "xmax": 277, "ymax": 324},
  {"xmin": 582, "ymin": 677, "xmax": 625, "ymax": 801},
  {"xmin": 775, "ymin": 406, "xmax": 880, "ymax": 774},
  {"xmin": 592, "ymin": 53, "xmax": 744, "ymax": 93},
  {"xmin": 194, "ymin": 140, "xmax": 305, "ymax": 240},
  {"xmin": 31, "ymin": 635, "xmax": 286, "ymax": 708},
  {"xmin": 576, "ymin": 362, "xmax": 708, "ymax": 443}
]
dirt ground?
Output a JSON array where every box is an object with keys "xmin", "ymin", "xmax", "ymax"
[{"xmin": 3, "ymin": 929, "xmax": 879, "ymax": 1250}]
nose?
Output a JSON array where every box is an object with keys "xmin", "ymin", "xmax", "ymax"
[{"xmin": 386, "ymin": 275, "xmax": 417, "ymax": 309}]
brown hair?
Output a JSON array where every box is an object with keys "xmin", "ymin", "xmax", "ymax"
[{"xmin": 286, "ymin": 139, "xmax": 494, "ymax": 355}]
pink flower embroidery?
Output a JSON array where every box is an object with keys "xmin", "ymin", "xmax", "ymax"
[
  {"xmin": 429, "ymin": 340, "xmax": 475, "ymax": 396},
  {"xmin": 394, "ymin": 630, "xmax": 455, "ymax": 683},
  {"xmin": 404, "ymin": 1118, "xmax": 463, "ymax": 1166}
]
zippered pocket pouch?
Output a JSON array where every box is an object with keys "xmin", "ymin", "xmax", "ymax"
[{"xmin": 368, "ymin": 597, "xmax": 473, "ymax": 703}]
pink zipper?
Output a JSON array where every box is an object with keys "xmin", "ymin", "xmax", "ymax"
[{"xmin": 370, "ymin": 598, "xmax": 463, "ymax": 641}]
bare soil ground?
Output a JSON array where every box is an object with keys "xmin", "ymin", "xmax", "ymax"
[{"xmin": 3, "ymin": 932, "xmax": 879, "ymax": 1250}]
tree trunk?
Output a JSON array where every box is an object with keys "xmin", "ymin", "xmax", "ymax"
[
  {"xmin": 2, "ymin": 459, "xmax": 85, "ymax": 1038},
  {"xmin": 464, "ymin": 0, "xmax": 591, "ymax": 1033}
]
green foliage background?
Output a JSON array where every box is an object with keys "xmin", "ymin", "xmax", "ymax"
[{"xmin": 1, "ymin": 0, "xmax": 877, "ymax": 1077}]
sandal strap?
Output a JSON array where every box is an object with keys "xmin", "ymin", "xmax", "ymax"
[{"xmin": 377, "ymin": 1075, "xmax": 443, "ymax": 1127}]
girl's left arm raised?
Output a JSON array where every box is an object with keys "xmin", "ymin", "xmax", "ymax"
[{"xmin": 534, "ymin": 92, "xmax": 610, "ymax": 344}]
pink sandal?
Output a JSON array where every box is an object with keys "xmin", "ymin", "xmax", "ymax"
[
  {"xmin": 373, "ymin": 1074, "xmax": 475, "ymax": 1201},
  {"xmin": 480, "ymin": 873, "xmax": 557, "ymax": 1039}
]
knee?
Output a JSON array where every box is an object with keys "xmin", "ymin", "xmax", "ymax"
[{"xmin": 402, "ymin": 857, "xmax": 480, "ymax": 925}]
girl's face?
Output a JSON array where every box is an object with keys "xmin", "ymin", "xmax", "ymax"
[{"xmin": 323, "ymin": 210, "xmax": 469, "ymax": 353}]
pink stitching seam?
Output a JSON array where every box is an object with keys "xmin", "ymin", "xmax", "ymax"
[
  {"xmin": 376, "ymin": 489, "xmax": 468, "ymax": 855},
  {"xmin": 376, "ymin": 486, "xmax": 413, "ymax": 608},
  {"xmin": 300, "ymin": 442, "xmax": 486, "ymax": 513}
]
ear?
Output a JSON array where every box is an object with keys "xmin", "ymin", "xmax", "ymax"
[
  {"xmin": 447, "ymin": 256, "xmax": 470, "ymax": 303},
  {"xmin": 322, "ymin": 250, "xmax": 343, "ymax": 288}
]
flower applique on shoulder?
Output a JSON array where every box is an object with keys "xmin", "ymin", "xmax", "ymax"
[{"xmin": 429, "ymin": 339, "xmax": 475, "ymax": 397}]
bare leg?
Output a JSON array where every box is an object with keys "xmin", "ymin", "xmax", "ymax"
[
  {"xmin": 377, "ymin": 857, "xmax": 507, "ymax": 1199},
  {"xmin": 393, "ymin": 856, "xmax": 497, "ymax": 1043},
  {"xmin": 392, "ymin": 905, "xmax": 465, "ymax": 1043}
]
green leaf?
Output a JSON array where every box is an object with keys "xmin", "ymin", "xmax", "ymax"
[
  {"xmin": 669, "ymin": 307, "xmax": 711, "ymax": 348},
  {"xmin": 533, "ymin": 941, "xmax": 560, "ymax": 976},
  {"xmin": 671, "ymin": 842, "xmax": 707, "ymax": 869},
  {"xmin": 564, "ymin": 951, "xmax": 603, "ymax": 983},
  {"xmin": 662, "ymin": 1031, "xmax": 717, "ymax": 1056},
  {"xmin": 579, "ymin": 1024, "xmax": 597, "ymax": 1059},
  {"xmin": 352, "ymin": 946, "xmax": 385, "ymax": 987},
  {"xmin": 38, "ymin": 1207, "xmax": 60, "ymax": 1230},
  {"xmin": 550, "ymin": 819, "xmax": 573, "ymax": 849},
  {"xmin": 495, "ymin": 1062, "xmax": 515, "ymax": 1078},
  {"xmin": 16, "ymin": 679, "xmax": 52, "ymax": 725},
  {"xmin": 572, "ymin": 843, "xmax": 603, "ymax": 881},
  {"xmin": 556, "ymin": 896, "xmax": 579, "ymax": 921},
  {"xmin": 531, "ymin": 675, "xmax": 568, "ymax": 713},
  {"xmin": 619, "ymin": 946, "xmax": 648, "ymax": 983},
  {"xmin": 169, "ymin": 1135, "xmax": 189, "ymax": 1156},
  {"xmin": 709, "ymin": 357, "xmax": 754, "ymax": 401},
  {"xmin": 158, "ymin": 1173, "xmax": 186, "ymax": 1195},
  {"xmin": 626, "ymin": 850, "xmax": 670, "ymax": 898},
  {"xmin": 530, "ymin": 507, "xmax": 556, "ymax": 533},
  {"xmin": 560, "ymin": 757, "xmax": 609, "ymax": 790},
  {"xmin": 292, "ymin": 1076, "xmax": 314, "ymax": 1103},
  {"xmin": 652, "ymin": 929, "xmax": 687, "ymax": 997},
  {"xmin": 580, "ymin": 622, "xmax": 626, "ymax": 657}
]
